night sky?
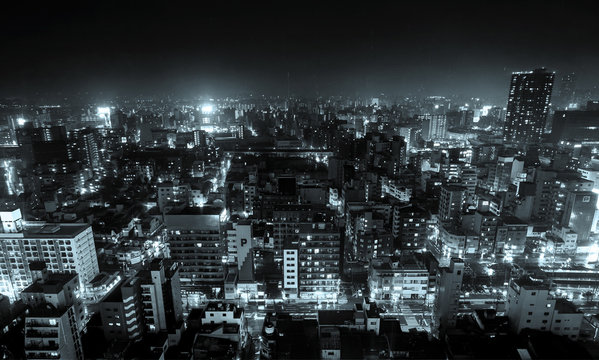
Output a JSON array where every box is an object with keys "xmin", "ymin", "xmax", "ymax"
[{"xmin": 2, "ymin": 0, "xmax": 599, "ymax": 102}]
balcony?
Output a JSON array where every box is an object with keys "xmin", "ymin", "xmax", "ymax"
[
  {"xmin": 25, "ymin": 342, "xmax": 59, "ymax": 351},
  {"xmin": 25, "ymin": 353, "xmax": 60, "ymax": 359},
  {"xmin": 26, "ymin": 330, "xmax": 59, "ymax": 338},
  {"xmin": 26, "ymin": 321, "xmax": 59, "ymax": 328}
]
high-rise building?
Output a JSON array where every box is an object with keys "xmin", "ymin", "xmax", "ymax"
[
  {"xmin": 399, "ymin": 127, "xmax": 418, "ymax": 151},
  {"xmin": 391, "ymin": 135, "xmax": 407, "ymax": 170},
  {"xmin": 419, "ymin": 114, "xmax": 447, "ymax": 141},
  {"xmin": 503, "ymin": 68, "xmax": 555, "ymax": 145},
  {"xmin": 282, "ymin": 247, "xmax": 299, "ymax": 299},
  {"xmin": 100, "ymin": 275, "xmax": 145, "ymax": 341},
  {"xmin": 69, "ymin": 129, "xmax": 101, "ymax": 170},
  {"xmin": 557, "ymin": 72, "xmax": 576, "ymax": 108},
  {"xmin": 0, "ymin": 209, "xmax": 99, "ymax": 302},
  {"xmin": 21, "ymin": 261, "xmax": 84, "ymax": 330},
  {"xmin": 140, "ymin": 258, "xmax": 184, "ymax": 333},
  {"xmin": 24, "ymin": 304, "xmax": 84, "ymax": 360},
  {"xmin": 347, "ymin": 211, "xmax": 393, "ymax": 262},
  {"xmin": 164, "ymin": 206, "xmax": 226, "ymax": 297},
  {"xmin": 438, "ymin": 185, "xmax": 466, "ymax": 224},
  {"xmin": 22, "ymin": 262, "xmax": 84, "ymax": 360},
  {"xmin": 559, "ymin": 191, "xmax": 598, "ymax": 241},
  {"xmin": 459, "ymin": 165, "xmax": 478, "ymax": 206},
  {"xmin": 392, "ymin": 204, "xmax": 429, "ymax": 251},
  {"xmin": 434, "ymin": 257, "xmax": 464, "ymax": 333},
  {"xmin": 100, "ymin": 258, "xmax": 183, "ymax": 341},
  {"xmin": 297, "ymin": 223, "xmax": 340, "ymax": 300},
  {"xmin": 487, "ymin": 156, "xmax": 524, "ymax": 193}
]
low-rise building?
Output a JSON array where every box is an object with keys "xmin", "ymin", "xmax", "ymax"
[
  {"xmin": 368, "ymin": 255, "xmax": 430, "ymax": 303},
  {"xmin": 506, "ymin": 277, "xmax": 583, "ymax": 339}
]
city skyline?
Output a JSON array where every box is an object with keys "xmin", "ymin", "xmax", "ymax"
[{"xmin": 1, "ymin": 2, "xmax": 599, "ymax": 359}]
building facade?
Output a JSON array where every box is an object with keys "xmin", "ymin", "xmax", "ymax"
[
  {"xmin": 503, "ymin": 68, "xmax": 554, "ymax": 145},
  {"xmin": 0, "ymin": 209, "xmax": 99, "ymax": 302}
]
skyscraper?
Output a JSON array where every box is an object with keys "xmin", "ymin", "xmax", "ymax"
[{"xmin": 503, "ymin": 68, "xmax": 555, "ymax": 146}]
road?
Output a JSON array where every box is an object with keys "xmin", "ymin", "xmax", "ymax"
[{"xmin": 236, "ymin": 297, "xmax": 434, "ymax": 336}]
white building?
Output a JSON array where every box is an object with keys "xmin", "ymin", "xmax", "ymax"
[
  {"xmin": 201, "ymin": 302, "xmax": 245, "ymax": 327},
  {"xmin": 381, "ymin": 181, "xmax": 412, "ymax": 203},
  {"xmin": 506, "ymin": 278, "xmax": 583, "ymax": 339},
  {"xmin": 283, "ymin": 249, "xmax": 299, "ymax": 298},
  {"xmin": 0, "ymin": 210, "xmax": 99, "ymax": 302},
  {"xmin": 368, "ymin": 256, "xmax": 430, "ymax": 303}
]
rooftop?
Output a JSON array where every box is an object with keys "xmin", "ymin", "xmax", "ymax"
[
  {"xmin": 22, "ymin": 273, "xmax": 78, "ymax": 295},
  {"xmin": 318, "ymin": 310, "xmax": 355, "ymax": 326},
  {"xmin": 204, "ymin": 302, "xmax": 241, "ymax": 315},
  {"xmin": 165, "ymin": 205, "xmax": 223, "ymax": 216},
  {"xmin": 501, "ymin": 215, "xmax": 527, "ymax": 225},
  {"xmin": 554, "ymin": 299, "xmax": 580, "ymax": 314},
  {"xmin": 512, "ymin": 277, "xmax": 549, "ymax": 290},
  {"xmin": 27, "ymin": 303, "xmax": 68, "ymax": 318},
  {"xmin": 0, "ymin": 223, "xmax": 90, "ymax": 239}
]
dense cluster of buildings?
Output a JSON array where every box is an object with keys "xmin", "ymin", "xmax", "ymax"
[{"xmin": 0, "ymin": 67, "xmax": 598, "ymax": 358}]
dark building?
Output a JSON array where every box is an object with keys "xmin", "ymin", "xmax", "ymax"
[
  {"xmin": 503, "ymin": 68, "xmax": 554, "ymax": 146},
  {"xmin": 69, "ymin": 128, "xmax": 101, "ymax": 170},
  {"xmin": 277, "ymin": 176, "xmax": 296, "ymax": 195},
  {"xmin": 550, "ymin": 110, "xmax": 599, "ymax": 142},
  {"xmin": 393, "ymin": 203, "xmax": 429, "ymax": 251},
  {"xmin": 556, "ymin": 72, "xmax": 576, "ymax": 108},
  {"xmin": 16, "ymin": 125, "xmax": 70, "ymax": 165}
]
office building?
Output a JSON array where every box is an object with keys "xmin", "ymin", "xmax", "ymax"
[
  {"xmin": 503, "ymin": 68, "xmax": 555, "ymax": 145},
  {"xmin": 297, "ymin": 223, "xmax": 340, "ymax": 300},
  {"xmin": 420, "ymin": 114, "xmax": 447, "ymax": 141},
  {"xmin": 164, "ymin": 206, "xmax": 226, "ymax": 296}
]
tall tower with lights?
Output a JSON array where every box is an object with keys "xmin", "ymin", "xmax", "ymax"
[{"xmin": 502, "ymin": 68, "xmax": 554, "ymax": 146}]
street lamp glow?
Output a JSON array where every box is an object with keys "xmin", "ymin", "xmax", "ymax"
[
  {"xmin": 201, "ymin": 105, "xmax": 213, "ymax": 114},
  {"xmin": 97, "ymin": 107, "xmax": 111, "ymax": 116},
  {"xmin": 17, "ymin": 118, "xmax": 26, "ymax": 126}
]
